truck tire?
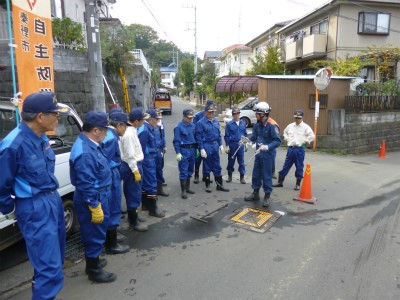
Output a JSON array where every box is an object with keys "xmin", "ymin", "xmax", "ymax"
[{"xmin": 63, "ymin": 199, "xmax": 77, "ymax": 238}]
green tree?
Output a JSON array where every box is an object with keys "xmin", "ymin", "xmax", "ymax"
[
  {"xmin": 309, "ymin": 54, "xmax": 366, "ymax": 76},
  {"xmin": 125, "ymin": 24, "xmax": 159, "ymax": 51},
  {"xmin": 195, "ymin": 61, "xmax": 217, "ymax": 98},
  {"xmin": 246, "ymin": 45, "xmax": 284, "ymax": 75},
  {"xmin": 363, "ymin": 45, "xmax": 400, "ymax": 81},
  {"xmin": 100, "ymin": 25, "xmax": 135, "ymax": 75},
  {"xmin": 179, "ymin": 59, "xmax": 194, "ymax": 96},
  {"xmin": 52, "ymin": 18, "xmax": 85, "ymax": 50}
]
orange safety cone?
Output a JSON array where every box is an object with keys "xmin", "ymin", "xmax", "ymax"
[
  {"xmin": 293, "ymin": 164, "xmax": 317, "ymax": 204},
  {"xmin": 378, "ymin": 139, "xmax": 386, "ymax": 159}
]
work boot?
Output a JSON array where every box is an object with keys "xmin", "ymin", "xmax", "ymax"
[
  {"xmin": 180, "ymin": 180, "xmax": 188, "ymax": 199},
  {"xmin": 203, "ymin": 176, "xmax": 213, "ymax": 183},
  {"xmin": 193, "ymin": 170, "xmax": 199, "ymax": 184},
  {"xmin": 162, "ymin": 182, "xmax": 167, "ymax": 187},
  {"xmin": 147, "ymin": 195, "xmax": 165, "ymax": 218},
  {"xmin": 105, "ymin": 228, "xmax": 130, "ymax": 254},
  {"xmin": 240, "ymin": 174, "xmax": 246, "ymax": 184},
  {"xmin": 273, "ymin": 176, "xmax": 285, "ymax": 187},
  {"xmin": 86, "ymin": 257, "xmax": 117, "ymax": 283},
  {"xmin": 294, "ymin": 178, "xmax": 302, "ymax": 191},
  {"xmin": 186, "ymin": 178, "xmax": 195, "ymax": 195},
  {"xmin": 263, "ymin": 193, "xmax": 271, "ymax": 207},
  {"xmin": 205, "ymin": 176, "xmax": 212, "ymax": 193},
  {"xmin": 85, "ymin": 258, "xmax": 107, "ymax": 274},
  {"xmin": 157, "ymin": 183, "xmax": 169, "ymax": 197},
  {"xmin": 216, "ymin": 176, "xmax": 229, "ymax": 192},
  {"xmin": 141, "ymin": 192, "xmax": 148, "ymax": 211},
  {"xmin": 127, "ymin": 210, "xmax": 148, "ymax": 232},
  {"xmin": 117, "ymin": 232, "xmax": 125, "ymax": 243},
  {"xmin": 226, "ymin": 172, "xmax": 232, "ymax": 183},
  {"xmin": 244, "ymin": 189, "xmax": 260, "ymax": 201}
]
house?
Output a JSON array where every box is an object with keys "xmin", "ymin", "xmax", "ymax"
[
  {"xmin": 202, "ymin": 51, "xmax": 222, "ymax": 74},
  {"xmin": 246, "ymin": 20, "xmax": 293, "ymax": 58},
  {"xmin": 218, "ymin": 44, "xmax": 252, "ymax": 77},
  {"xmin": 160, "ymin": 65, "xmax": 177, "ymax": 89},
  {"xmin": 51, "ymin": 0, "xmax": 115, "ymax": 20},
  {"xmin": 275, "ymin": 0, "xmax": 400, "ymax": 79}
]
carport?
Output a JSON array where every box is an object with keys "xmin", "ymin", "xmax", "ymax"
[{"xmin": 215, "ymin": 76, "xmax": 258, "ymax": 107}]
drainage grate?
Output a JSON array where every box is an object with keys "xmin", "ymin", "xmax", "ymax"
[
  {"xmin": 65, "ymin": 231, "xmax": 84, "ymax": 263},
  {"xmin": 227, "ymin": 206, "xmax": 283, "ymax": 233}
]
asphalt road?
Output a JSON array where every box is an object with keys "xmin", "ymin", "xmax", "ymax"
[{"xmin": 1, "ymin": 96, "xmax": 400, "ymax": 300}]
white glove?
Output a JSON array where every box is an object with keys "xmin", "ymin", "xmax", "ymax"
[
  {"xmin": 219, "ymin": 145, "xmax": 224, "ymax": 153},
  {"xmin": 201, "ymin": 149, "xmax": 207, "ymax": 158},
  {"xmin": 176, "ymin": 153, "xmax": 183, "ymax": 162},
  {"xmin": 259, "ymin": 145, "xmax": 269, "ymax": 151},
  {"xmin": 251, "ymin": 143, "xmax": 256, "ymax": 149},
  {"xmin": 225, "ymin": 146, "xmax": 230, "ymax": 154}
]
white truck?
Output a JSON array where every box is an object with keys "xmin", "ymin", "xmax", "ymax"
[{"xmin": 0, "ymin": 99, "xmax": 83, "ymax": 250}]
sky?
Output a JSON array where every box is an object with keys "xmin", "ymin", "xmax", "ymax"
[{"xmin": 110, "ymin": 0, "xmax": 329, "ymax": 58}]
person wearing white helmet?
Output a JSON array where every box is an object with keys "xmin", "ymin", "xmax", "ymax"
[{"xmin": 244, "ymin": 101, "xmax": 281, "ymax": 207}]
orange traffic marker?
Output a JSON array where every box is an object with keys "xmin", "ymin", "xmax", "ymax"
[
  {"xmin": 378, "ymin": 139, "xmax": 386, "ymax": 159},
  {"xmin": 293, "ymin": 164, "xmax": 317, "ymax": 204}
]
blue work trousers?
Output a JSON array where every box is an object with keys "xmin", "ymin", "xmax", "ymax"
[
  {"xmin": 178, "ymin": 147, "xmax": 196, "ymax": 180},
  {"xmin": 16, "ymin": 192, "xmax": 65, "ymax": 300},
  {"xmin": 251, "ymin": 151, "xmax": 274, "ymax": 194},
  {"xmin": 74, "ymin": 189, "xmax": 110, "ymax": 258},
  {"xmin": 203, "ymin": 143, "xmax": 222, "ymax": 177},
  {"xmin": 155, "ymin": 150, "xmax": 165, "ymax": 184},
  {"xmin": 278, "ymin": 146, "xmax": 305, "ymax": 179},
  {"xmin": 227, "ymin": 142, "xmax": 245, "ymax": 174},
  {"xmin": 120, "ymin": 161, "xmax": 142, "ymax": 210},
  {"xmin": 142, "ymin": 156, "xmax": 157, "ymax": 195},
  {"xmin": 108, "ymin": 167, "xmax": 122, "ymax": 229}
]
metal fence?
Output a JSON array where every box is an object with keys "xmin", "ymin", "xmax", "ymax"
[{"xmin": 344, "ymin": 95, "xmax": 400, "ymax": 113}]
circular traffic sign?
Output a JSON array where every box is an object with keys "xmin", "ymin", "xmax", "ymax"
[{"xmin": 314, "ymin": 68, "xmax": 332, "ymax": 90}]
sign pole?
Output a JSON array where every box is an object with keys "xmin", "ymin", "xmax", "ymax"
[
  {"xmin": 313, "ymin": 68, "xmax": 332, "ymax": 152},
  {"xmin": 312, "ymin": 88, "xmax": 319, "ymax": 152}
]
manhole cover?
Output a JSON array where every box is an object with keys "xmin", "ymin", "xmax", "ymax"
[
  {"xmin": 65, "ymin": 231, "xmax": 84, "ymax": 263},
  {"xmin": 226, "ymin": 206, "xmax": 283, "ymax": 233}
]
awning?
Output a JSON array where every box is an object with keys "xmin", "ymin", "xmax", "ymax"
[{"xmin": 215, "ymin": 76, "xmax": 258, "ymax": 93}]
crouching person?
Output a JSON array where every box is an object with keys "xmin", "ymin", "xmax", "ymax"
[{"xmin": 70, "ymin": 111, "xmax": 116, "ymax": 283}]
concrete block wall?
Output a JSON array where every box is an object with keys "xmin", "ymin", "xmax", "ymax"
[{"xmin": 318, "ymin": 110, "xmax": 400, "ymax": 154}]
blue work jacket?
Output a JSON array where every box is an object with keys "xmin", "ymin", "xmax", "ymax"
[
  {"xmin": 173, "ymin": 121, "xmax": 196, "ymax": 154},
  {"xmin": 195, "ymin": 117, "xmax": 222, "ymax": 150},
  {"xmin": 138, "ymin": 122, "xmax": 157, "ymax": 156},
  {"xmin": 250, "ymin": 118, "xmax": 281, "ymax": 151},
  {"xmin": 102, "ymin": 128, "xmax": 122, "ymax": 169},
  {"xmin": 224, "ymin": 119, "xmax": 248, "ymax": 144}
]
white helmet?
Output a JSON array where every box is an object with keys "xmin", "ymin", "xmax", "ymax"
[{"xmin": 254, "ymin": 102, "xmax": 271, "ymax": 114}]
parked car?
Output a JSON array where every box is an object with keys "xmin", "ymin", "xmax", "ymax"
[
  {"xmin": 0, "ymin": 100, "xmax": 83, "ymax": 250},
  {"xmin": 154, "ymin": 88, "xmax": 172, "ymax": 115},
  {"xmin": 223, "ymin": 97, "xmax": 258, "ymax": 127}
]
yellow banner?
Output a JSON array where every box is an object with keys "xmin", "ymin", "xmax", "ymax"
[{"xmin": 12, "ymin": 0, "xmax": 54, "ymax": 98}]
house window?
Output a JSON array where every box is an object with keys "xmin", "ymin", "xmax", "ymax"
[
  {"xmin": 309, "ymin": 94, "xmax": 328, "ymax": 109},
  {"xmin": 310, "ymin": 19, "xmax": 328, "ymax": 34},
  {"xmin": 358, "ymin": 12, "xmax": 390, "ymax": 35}
]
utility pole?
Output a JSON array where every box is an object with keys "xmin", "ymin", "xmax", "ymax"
[
  {"xmin": 183, "ymin": 4, "xmax": 197, "ymax": 75},
  {"xmin": 85, "ymin": 0, "xmax": 105, "ymax": 112}
]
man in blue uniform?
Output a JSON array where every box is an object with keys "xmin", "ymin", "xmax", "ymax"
[
  {"xmin": 70, "ymin": 111, "xmax": 116, "ymax": 283},
  {"xmin": 193, "ymin": 99, "xmax": 215, "ymax": 184},
  {"xmin": 245, "ymin": 102, "xmax": 281, "ymax": 207},
  {"xmin": 173, "ymin": 109, "xmax": 197, "ymax": 199},
  {"xmin": 102, "ymin": 111, "xmax": 130, "ymax": 254},
  {"xmin": 224, "ymin": 106, "xmax": 248, "ymax": 184},
  {"xmin": 154, "ymin": 110, "xmax": 169, "ymax": 196},
  {"xmin": 195, "ymin": 102, "xmax": 229, "ymax": 193},
  {"xmin": 0, "ymin": 92, "xmax": 66, "ymax": 299},
  {"xmin": 138, "ymin": 109, "xmax": 165, "ymax": 218}
]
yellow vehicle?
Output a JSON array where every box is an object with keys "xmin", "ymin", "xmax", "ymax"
[{"xmin": 154, "ymin": 89, "xmax": 172, "ymax": 115}]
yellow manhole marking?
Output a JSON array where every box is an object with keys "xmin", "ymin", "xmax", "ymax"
[{"xmin": 230, "ymin": 208, "xmax": 273, "ymax": 228}]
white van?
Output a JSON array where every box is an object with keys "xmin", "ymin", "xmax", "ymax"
[
  {"xmin": 222, "ymin": 97, "xmax": 258, "ymax": 127},
  {"xmin": 0, "ymin": 100, "xmax": 83, "ymax": 250}
]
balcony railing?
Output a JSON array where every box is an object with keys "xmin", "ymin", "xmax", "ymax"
[
  {"xmin": 130, "ymin": 49, "xmax": 150, "ymax": 74},
  {"xmin": 0, "ymin": 11, "xmax": 9, "ymax": 41},
  {"xmin": 284, "ymin": 33, "xmax": 327, "ymax": 62}
]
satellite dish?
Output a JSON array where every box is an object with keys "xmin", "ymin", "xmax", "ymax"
[{"xmin": 314, "ymin": 68, "xmax": 332, "ymax": 91}]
